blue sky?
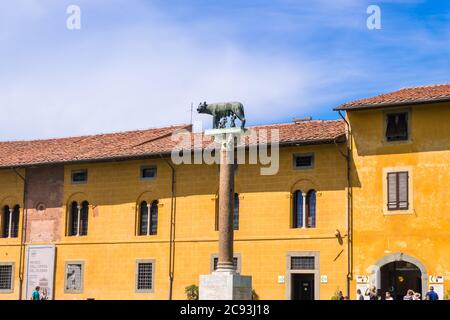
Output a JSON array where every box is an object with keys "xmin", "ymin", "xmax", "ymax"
[{"xmin": 0, "ymin": 0, "xmax": 449, "ymax": 140}]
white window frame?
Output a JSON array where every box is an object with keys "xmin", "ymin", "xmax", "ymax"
[
  {"xmin": 293, "ymin": 153, "xmax": 315, "ymax": 170},
  {"xmin": 383, "ymin": 108, "xmax": 412, "ymax": 145},
  {"xmin": 0, "ymin": 262, "xmax": 14, "ymax": 294},
  {"xmin": 64, "ymin": 261, "xmax": 85, "ymax": 294},
  {"xmin": 140, "ymin": 165, "xmax": 157, "ymax": 181},
  {"xmin": 382, "ymin": 166, "xmax": 414, "ymax": 215},
  {"xmin": 135, "ymin": 259, "xmax": 155, "ymax": 293},
  {"xmin": 286, "ymin": 252, "xmax": 320, "ymax": 300},
  {"xmin": 71, "ymin": 169, "xmax": 88, "ymax": 184}
]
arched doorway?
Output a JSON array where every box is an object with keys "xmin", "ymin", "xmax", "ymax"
[
  {"xmin": 380, "ymin": 261, "xmax": 422, "ymax": 300},
  {"xmin": 369, "ymin": 253, "xmax": 427, "ymax": 300}
]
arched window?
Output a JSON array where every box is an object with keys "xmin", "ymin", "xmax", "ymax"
[
  {"xmin": 68, "ymin": 201, "xmax": 89, "ymax": 236},
  {"xmin": 11, "ymin": 205, "xmax": 20, "ymax": 238},
  {"xmin": 1, "ymin": 205, "xmax": 20, "ymax": 238},
  {"xmin": 150, "ymin": 200, "xmax": 158, "ymax": 235},
  {"xmin": 69, "ymin": 201, "xmax": 78, "ymax": 236},
  {"xmin": 233, "ymin": 193, "xmax": 239, "ymax": 230},
  {"xmin": 139, "ymin": 201, "xmax": 148, "ymax": 236},
  {"xmin": 139, "ymin": 200, "xmax": 158, "ymax": 236},
  {"xmin": 80, "ymin": 201, "xmax": 89, "ymax": 236},
  {"xmin": 2, "ymin": 206, "xmax": 10, "ymax": 238},
  {"xmin": 305, "ymin": 190, "xmax": 316, "ymax": 228},
  {"xmin": 292, "ymin": 191, "xmax": 303, "ymax": 228}
]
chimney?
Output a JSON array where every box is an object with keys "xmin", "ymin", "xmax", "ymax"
[{"xmin": 293, "ymin": 117, "xmax": 312, "ymax": 124}]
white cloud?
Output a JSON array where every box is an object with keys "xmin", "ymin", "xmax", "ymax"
[
  {"xmin": 0, "ymin": 1, "xmax": 336, "ymax": 140},
  {"xmin": 1, "ymin": 0, "xmax": 448, "ymax": 140}
]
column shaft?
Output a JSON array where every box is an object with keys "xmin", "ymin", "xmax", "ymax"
[{"xmin": 217, "ymin": 136, "xmax": 235, "ymax": 272}]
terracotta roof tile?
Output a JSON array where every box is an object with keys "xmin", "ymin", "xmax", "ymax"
[
  {"xmin": 0, "ymin": 120, "xmax": 345, "ymax": 168},
  {"xmin": 335, "ymin": 84, "xmax": 450, "ymax": 111}
]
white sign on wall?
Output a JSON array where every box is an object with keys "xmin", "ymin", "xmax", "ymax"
[
  {"xmin": 356, "ymin": 275, "xmax": 369, "ymax": 283},
  {"xmin": 429, "ymin": 275, "xmax": 444, "ymax": 284},
  {"xmin": 25, "ymin": 245, "xmax": 56, "ymax": 300}
]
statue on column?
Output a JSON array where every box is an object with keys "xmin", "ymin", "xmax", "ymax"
[
  {"xmin": 197, "ymin": 101, "xmax": 246, "ymax": 129},
  {"xmin": 197, "ymin": 101, "xmax": 252, "ymax": 300}
]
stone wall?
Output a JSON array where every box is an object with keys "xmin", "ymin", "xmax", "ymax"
[{"xmin": 25, "ymin": 166, "xmax": 64, "ymax": 243}]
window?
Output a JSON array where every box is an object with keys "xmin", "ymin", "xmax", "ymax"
[
  {"xmin": 2, "ymin": 206, "xmax": 10, "ymax": 238},
  {"xmin": 64, "ymin": 262, "xmax": 84, "ymax": 293},
  {"xmin": 233, "ymin": 193, "xmax": 239, "ymax": 230},
  {"xmin": 150, "ymin": 201, "xmax": 158, "ymax": 235},
  {"xmin": 386, "ymin": 112, "xmax": 408, "ymax": 141},
  {"xmin": 292, "ymin": 191, "xmax": 303, "ymax": 228},
  {"xmin": 136, "ymin": 260, "xmax": 154, "ymax": 292},
  {"xmin": 68, "ymin": 201, "xmax": 89, "ymax": 236},
  {"xmin": 293, "ymin": 154, "xmax": 314, "ymax": 169},
  {"xmin": 0, "ymin": 263, "xmax": 13, "ymax": 292},
  {"xmin": 141, "ymin": 166, "xmax": 157, "ymax": 180},
  {"xmin": 71, "ymin": 170, "xmax": 88, "ymax": 184},
  {"xmin": 138, "ymin": 200, "xmax": 158, "ymax": 236},
  {"xmin": 387, "ymin": 172, "xmax": 409, "ymax": 210},
  {"xmin": 291, "ymin": 256, "xmax": 315, "ymax": 270},
  {"xmin": 305, "ymin": 190, "xmax": 316, "ymax": 228},
  {"xmin": 1, "ymin": 205, "xmax": 20, "ymax": 238},
  {"xmin": 139, "ymin": 201, "xmax": 149, "ymax": 235},
  {"xmin": 292, "ymin": 190, "xmax": 316, "ymax": 228}
]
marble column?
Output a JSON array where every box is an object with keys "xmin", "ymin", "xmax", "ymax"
[
  {"xmin": 199, "ymin": 129, "xmax": 252, "ymax": 300},
  {"xmin": 216, "ymin": 135, "xmax": 235, "ymax": 272}
]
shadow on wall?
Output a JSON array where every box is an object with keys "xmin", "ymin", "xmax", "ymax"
[{"xmin": 349, "ymin": 103, "xmax": 450, "ymax": 157}]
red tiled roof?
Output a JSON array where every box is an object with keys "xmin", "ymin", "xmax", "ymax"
[
  {"xmin": 0, "ymin": 120, "xmax": 345, "ymax": 168},
  {"xmin": 0, "ymin": 124, "xmax": 191, "ymax": 168},
  {"xmin": 335, "ymin": 84, "xmax": 450, "ymax": 111},
  {"xmin": 243, "ymin": 120, "xmax": 345, "ymax": 145}
]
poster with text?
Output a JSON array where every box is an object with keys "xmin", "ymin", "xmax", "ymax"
[{"xmin": 25, "ymin": 245, "xmax": 56, "ymax": 300}]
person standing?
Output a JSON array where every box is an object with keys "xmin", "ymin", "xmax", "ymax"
[
  {"xmin": 403, "ymin": 289, "xmax": 415, "ymax": 300},
  {"xmin": 385, "ymin": 291, "xmax": 394, "ymax": 300},
  {"xmin": 356, "ymin": 289, "xmax": 365, "ymax": 300},
  {"xmin": 365, "ymin": 285, "xmax": 379, "ymax": 300},
  {"xmin": 425, "ymin": 286, "xmax": 439, "ymax": 300},
  {"xmin": 31, "ymin": 286, "xmax": 41, "ymax": 300}
]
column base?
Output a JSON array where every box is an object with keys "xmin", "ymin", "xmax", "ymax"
[{"xmin": 199, "ymin": 272, "xmax": 252, "ymax": 300}]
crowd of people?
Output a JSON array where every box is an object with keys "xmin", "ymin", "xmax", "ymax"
[
  {"xmin": 30, "ymin": 284, "xmax": 442, "ymax": 301},
  {"xmin": 349, "ymin": 285, "xmax": 440, "ymax": 300}
]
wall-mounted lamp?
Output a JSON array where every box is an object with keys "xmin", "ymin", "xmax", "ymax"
[{"xmin": 335, "ymin": 229, "xmax": 343, "ymax": 245}]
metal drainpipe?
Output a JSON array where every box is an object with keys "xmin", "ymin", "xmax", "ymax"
[
  {"xmin": 337, "ymin": 111, "xmax": 353, "ymax": 298},
  {"xmin": 160, "ymin": 155, "xmax": 176, "ymax": 300},
  {"xmin": 13, "ymin": 168, "xmax": 27, "ymax": 300}
]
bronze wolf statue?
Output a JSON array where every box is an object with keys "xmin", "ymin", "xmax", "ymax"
[{"xmin": 197, "ymin": 101, "xmax": 246, "ymax": 129}]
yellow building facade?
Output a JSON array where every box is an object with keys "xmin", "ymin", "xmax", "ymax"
[
  {"xmin": 0, "ymin": 121, "xmax": 350, "ymax": 300},
  {"xmin": 1, "ymin": 84, "xmax": 449, "ymax": 300},
  {"xmin": 341, "ymin": 99, "xmax": 450, "ymax": 300}
]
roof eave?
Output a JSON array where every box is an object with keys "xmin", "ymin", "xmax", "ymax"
[
  {"xmin": 334, "ymin": 96, "xmax": 450, "ymax": 111},
  {"xmin": 0, "ymin": 135, "xmax": 346, "ymax": 170}
]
